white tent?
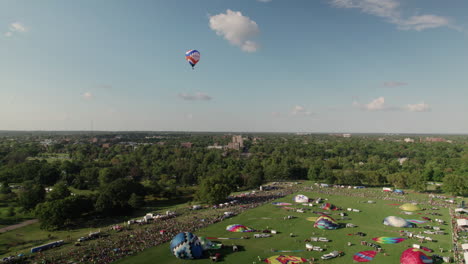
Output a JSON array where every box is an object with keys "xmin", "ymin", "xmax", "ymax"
[
  {"xmin": 462, "ymin": 244, "xmax": 468, "ymax": 251},
  {"xmin": 464, "ymin": 252, "xmax": 468, "ymax": 264},
  {"xmin": 455, "ymin": 208, "xmax": 468, "ymax": 214},
  {"xmin": 294, "ymin": 194, "xmax": 309, "ymax": 203},
  {"xmin": 457, "ymin": 219, "xmax": 468, "ymax": 227}
]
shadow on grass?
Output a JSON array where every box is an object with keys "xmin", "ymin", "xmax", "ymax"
[
  {"xmin": 205, "ymin": 245, "xmax": 246, "ymax": 262},
  {"xmin": 63, "ymin": 196, "xmax": 193, "ymax": 231}
]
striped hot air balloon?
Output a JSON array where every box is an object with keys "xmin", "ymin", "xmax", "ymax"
[{"xmin": 185, "ymin": 50, "xmax": 200, "ymax": 69}]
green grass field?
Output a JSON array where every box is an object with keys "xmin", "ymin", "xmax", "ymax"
[{"xmin": 116, "ymin": 188, "xmax": 454, "ymax": 264}]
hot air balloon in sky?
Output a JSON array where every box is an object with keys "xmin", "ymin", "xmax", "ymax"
[{"xmin": 185, "ymin": 49, "xmax": 200, "ymax": 69}]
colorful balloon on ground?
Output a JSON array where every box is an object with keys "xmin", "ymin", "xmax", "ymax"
[
  {"xmin": 226, "ymin": 224, "xmax": 254, "ymax": 232},
  {"xmin": 400, "ymin": 203, "xmax": 421, "ymax": 212},
  {"xmin": 406, "ymin": 219, "xmax": 426, "ymax": 224},
  {"xmin": 383, "ymin": 216, "xmax": 414, "ymax": 228},
  {"xmin": 198, "ymin": 237, "xmax": 222, "ymax": 250},
  {"xmin": 169, "ymin": 232, "xmax": 203, "ymax": 259},
  {"xmin": 264, "ymin": 255, "xmax": 307, "ymax": 264},
  {"xmin": 400, "ymin": 248, "xmax": 433, "ymax": 264},
  {"xmin": 272, "ymin": 202, "xmax": 292, "ymax": 206},
  {"xmin": 321, "ymin": 203, "xmax": 338, "ymax": 211},
  {"xmin": 185, "ymin": 50, "xmax": 200, "ymax": 69},
  {"xmin": 314, "ymin": 215, "xmax": 339, "ymax": 230},
  {"xmin": 353, "ymin": 251, "xmax": 377, "ymax": 262},
  {"xmin": 372, "ymin": 237, "xmax": 406, "ymax": 244},
  {"xmin": 293, "ymin": 194, "xmax": 309, "ymax": 203}
]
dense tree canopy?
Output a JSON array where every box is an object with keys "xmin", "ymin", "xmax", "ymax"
[{"xmin": 0, "ymin": 132, "xmax": 466, "ymax": 230}]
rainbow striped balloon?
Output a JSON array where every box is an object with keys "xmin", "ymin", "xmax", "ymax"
[
  {"xmin": 372, "ymin": 237, "xmax": 406, "ymax": 244},
  {"xmin": 226, "ymin": 224, "xmax": 254, "ymax": 232}
]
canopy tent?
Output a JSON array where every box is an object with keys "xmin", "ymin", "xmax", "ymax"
[
  {"xmin": 400, "ymin": 248, "xmax": 433, "ymax": 264},
  {"xmin": 383, "ymin": 216, "xmax": 414, "ymax": 228},
  {"xmin": 400, "ymin": 203, "xmax": 421, "ymax": 212},
  {"xmin": 457, "ymin": 219, "xmax": 468, "ymax": 227},
  {"xmin": 264, "ymin": 255, "xmax": 307, "ymax": 264},
  {"xmin": 314, "ymin": 215, "xmax": 339, "ymax": 230},
  {"xmin": 293, "ymin": 195, "xmax": 309, "ymax": 203},
  {"xmin": 353, "ymin": 251, "xmax": 377, "ymax": 262},
  {"xmin": 394, "ymin": 189, "xmax": 405, "ymax": 194},
  {"xmin": 372, "ymin": 237, "xmax": 406, "ymax": 244},
  {"xmin": 169, "ymin": 232, "xmax": 203, "ymax": 260},
  {"xmin": 226, "ymin": 224, "xmax": 255, "ymax": 232},
  {"xmin": 320, "ymin": 203, "xmax": 338, "ymax": 211}
]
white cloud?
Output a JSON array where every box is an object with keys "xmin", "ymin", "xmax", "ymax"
[
  {"xmin": 365, "ymin": 96, "xmax": 386, "ymax": 110},
  {"xmin": 354, "ymin": 97, "xmax": 431, "ymax": 112},
  {"xmin": 398, "ymin": 15, "xmax": 450, "ymax": 31},
  {"xmin": 10, "ymin": 22, "xmax": 27, "ymax": 32},
  {"xmin": 383, "ymin": 81, "xmax": 407, "ymax": 87},
  {"xmin": 82, "ymin": 92, "xmax": 93, "ymax": 100},
  {"xmin": 209, "ymin": 10, "xmax": 260, "ymax": 52},
  {"xmin": 178, "ymin": 92, "xmax": 212, "ymax": 101},
  {"xmin": 291, "ymin": 105, "xmax": 312, "ymax": 116},
  {"xmin": 354, "ymin": 96, "xmax": 393, "ymax": 111},
  {"xmin": 4, "ymin": 22, "xmax": 28, "ymax": 37},
  {"xmin": 406, "ymin": 102, "xmax": 431, "ymax": 112},
  {"xmin": 330, "ymin": 0, "xmax": 455, "ymax": 31}
]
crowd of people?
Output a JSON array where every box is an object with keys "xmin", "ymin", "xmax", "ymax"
[{"xmin": 450, "ymin": 208, "xmax": 468, "ymax": 264}]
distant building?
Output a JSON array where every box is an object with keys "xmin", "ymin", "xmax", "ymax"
[
  {"xmin": 157, "ymin": 142, "xmax": 166, "ymax": 146},
  {"xmin": 404, "ymin": 138, "xmax": 415, "ymax": 143},
  {"xmin": 225, "ymin": 135, "xmax": 244, "ymax": 150},
  {"xmin": 207, "ymin": 142, "xmax": 223, "ymax": 150},
  {"xmin": 342, "ymin": 134, "xmax": 351, "ymax": 138},
  {"xmin": 91, "ymin": 137, "xmax": 98, "ymax": 143},
  {"xmin": 232, "ymin": 135, "xmax": 244, "ymax": 147},
  {"xmin": 425, "ymin": 137, "xmax": 446, "ymax": 142},
  {"xmin": 180, "ymin": 142, "xmax": 193, "ymax": 148},
  {"xmin": 102, "ymin": 143, "xmax": 111, "ymax": 148}
]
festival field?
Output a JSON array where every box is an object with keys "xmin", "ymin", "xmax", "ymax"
[{"xmin": 116, "ymin": 188, "xmax": 454, "ymax": 264}]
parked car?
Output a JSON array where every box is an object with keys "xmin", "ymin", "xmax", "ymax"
[{"xmin": 321, "ymin": 251, "xmax": 343, "ymax": 260}]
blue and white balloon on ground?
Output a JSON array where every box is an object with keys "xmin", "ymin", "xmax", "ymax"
[{"xmin": 170, "ymin": 232, "xmax": 203, "ymax": 259}]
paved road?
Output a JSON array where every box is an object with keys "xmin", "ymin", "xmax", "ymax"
[{"xmin": 0, "ymin": 219, "xmax": 38, "ymax": 233}]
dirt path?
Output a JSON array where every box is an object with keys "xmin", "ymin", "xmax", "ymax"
[{"xmin": 0, "ymin": 219, "xmax": 38, "ymax": 233}]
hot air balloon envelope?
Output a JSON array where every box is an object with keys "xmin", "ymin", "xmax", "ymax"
[
  {"xmin": 353, "ymin": 251, "xmax": 377, "ymax": 262},
  {"xmin": 383, "ymin": 216, "xmax": 414, "ymax": 228},
  {"xmin": 169, "ymin": 232, "xmax": 203, "ymax": 259},
  {"xmin": 314, "ymin": 215, "xmax": 339, "ymax": 230},
  {"xmin": 264, "ymin": 255, "xmax": 308, "ymax": 264},
  {"xmin": 226, "ymin": 224, "xmax": 254, "ymax": 232},
  {"xmin": 185, "ymin": 50, "xmax": 200, "ymax": 69},
  {"xmin": 400, "ymin": 248, "xmax": 433, "ymax": 264}
]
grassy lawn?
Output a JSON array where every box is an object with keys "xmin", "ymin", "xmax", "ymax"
[
  {"xmin": 115, "ymin": 188, "xmax": 454, "ymax": 264},
  {"xmin": 0, "ymin": 199, "xmax": 33, "ymax": 229},
  {"xmin": 0, "ymin": 222, "xmax": 101, "ymax": 256}
]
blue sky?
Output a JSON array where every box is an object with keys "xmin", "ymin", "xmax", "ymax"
[{"xmin": 1, "ymin": 0, "xmax": 467, "ymax": 133}]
